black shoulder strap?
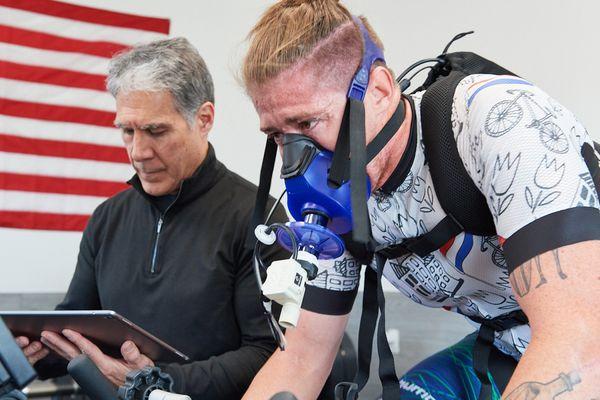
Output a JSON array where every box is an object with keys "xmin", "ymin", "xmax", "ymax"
[
  {"xmin": 417, "ymin": 51, "xmax": 518, "ymax": 236},
  {"xmin": 581, "ymin": 142, "xmax": 600, "ymax": 198},
  {"xmin": 421, "ymin": 69, "xmax": 496, "ymax": 236},
  {"xmin": 376, "ymin": 68, "xmax": 497, "ymax": 261}
]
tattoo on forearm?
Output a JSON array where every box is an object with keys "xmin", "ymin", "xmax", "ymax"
[
  {"xmin": 504, "ymin": 370, "xmax": 581, "ymax": 399},
  {"xmin": 510, "ymin": 250, "xmax": 566, "ymax": 297}
]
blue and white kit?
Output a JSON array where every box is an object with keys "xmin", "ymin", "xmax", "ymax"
[{"xmin": 301, "ymin": 74, "xmax": 600, "ymax": 363}]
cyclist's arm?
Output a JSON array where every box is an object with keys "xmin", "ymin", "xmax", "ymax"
[
  {"xmin": 504, "ymin": 241, "xmax": 600, "ymax": 398},
  {"xmin": 242, "ymin": 309, "xmax": 349, "ymax": 400}
]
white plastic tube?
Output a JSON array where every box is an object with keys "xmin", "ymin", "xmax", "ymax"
[{"xmin": 148, "ymin": 389, "xmax": 192, "ymax": 400}]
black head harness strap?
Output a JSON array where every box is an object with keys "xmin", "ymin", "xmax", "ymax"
[
  {"xmin": 327, "ymin": 98, "xmax": 405, "ymax": 245},
  {"xmin": 246, "ymin": 138, "xmax": 278, "ymax": 249}
]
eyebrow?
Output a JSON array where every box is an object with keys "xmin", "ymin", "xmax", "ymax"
[
  {"xmin": 114, "ymin": 122, "xmax": 170, "ymax": 131},
  {"xmin": 284, "ymin": 113, "xmax": 317, "ymax": 125},
  {"xmin": 139, "ymin": 123, "xmax": 169, "ymax": 131},
  {"xmin": 260, "ymin": 111, "xmax": 326, "ymax": 134}
]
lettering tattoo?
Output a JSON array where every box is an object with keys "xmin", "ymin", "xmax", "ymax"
[
  {"xmin": 510, "ymin": 256, "xmax": 534, "ymax": 297},
  {"xmin": 509, "ymin": 250, "xmax": 566, "ymax": 298},
  {"xmin": 504, "ymin": 370, "xmax": 581, "ymax": 399}
]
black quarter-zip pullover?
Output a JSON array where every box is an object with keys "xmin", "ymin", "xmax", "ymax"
[{"xmin": 40, "ymin": 144, "xmax": 288, "ymax": 399}]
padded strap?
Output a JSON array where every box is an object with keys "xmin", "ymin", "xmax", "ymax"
[
  {"xmin": 421, "ymin": 70, "xmax": 496, "ymax": 236},
  {"xmin": 246, "ymin": 138, "xmax": 277, "ymax": 249}
]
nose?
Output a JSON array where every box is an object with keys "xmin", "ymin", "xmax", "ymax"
[{"xmin": 129, "ymin": 130, "xmax": 154, "ymax": 162}]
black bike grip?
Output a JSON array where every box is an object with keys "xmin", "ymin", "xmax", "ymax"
[
  {"xmin": 269, "ymin": 392, "xmax": 298, "ymax": 400},
  {"xmin": 67, "ymin": 354, "xmax": 116, "ymax": 400}
]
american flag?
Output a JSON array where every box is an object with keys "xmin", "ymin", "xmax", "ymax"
[{"xmin": 0, "ymin": 0, "xmax": 170, "ymax": 231}]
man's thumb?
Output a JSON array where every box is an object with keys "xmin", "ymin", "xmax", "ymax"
[{"xmin": 121, "ymin": 341, "xmax": 140, "ymax": 361}]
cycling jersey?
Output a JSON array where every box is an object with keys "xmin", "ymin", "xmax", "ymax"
[{"xmin": 301, "ymin": 74, "xmax": 600, "ymax": 359}]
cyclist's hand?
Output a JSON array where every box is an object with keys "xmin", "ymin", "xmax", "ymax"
[{"xmin": 15, "ymin": 336, "xmax": 50, "ymax": 365}]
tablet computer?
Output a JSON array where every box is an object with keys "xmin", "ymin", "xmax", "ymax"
[{"xmin": 0, "ymin": 310, "xmax": 190, "ymax": 363}]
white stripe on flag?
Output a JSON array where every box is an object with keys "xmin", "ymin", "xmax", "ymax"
[
  {"xmin": 0, "ymin": 115, "xmax": 123, "ymax": 147},
  {"xmin": 0, "ymin": 78, "xmax": 115, "ymax": 112},
  {"xmin": 0, "ymin": 6, "xmax": 167, "ymax": 47},
  {"xmin": 0, "ymin": 190, "xmax": 106, "ymax": 214},
  {"xmin": 0, "ymin": 42, "xmax": 110, "ymax": 75},
  {"xmin": 0, "ymin": 152, "xmax": 133, "ymax": 182}
]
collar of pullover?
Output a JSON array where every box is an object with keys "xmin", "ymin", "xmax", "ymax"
[{"xmin": 128, "ymin": 143, "xmax": 227, "ymax": 210}]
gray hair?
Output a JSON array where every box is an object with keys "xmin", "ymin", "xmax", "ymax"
[{"xmin": 107, "ymin": 37, "xmax": 214, "ymax": 125}]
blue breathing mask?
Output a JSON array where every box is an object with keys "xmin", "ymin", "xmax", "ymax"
[{"xmin": 276, "ymin": 134, "xmax": 371, "ymax": 259}]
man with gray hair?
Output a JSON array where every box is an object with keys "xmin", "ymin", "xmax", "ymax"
[{"xmin": 16, "ymin": 37, "xmax": 286, "ymax": 399}]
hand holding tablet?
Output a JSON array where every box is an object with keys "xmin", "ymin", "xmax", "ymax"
[
  {"xmin": 40, "ymin": 328, "xmax": 154, "ymax": 387},
  {"xmin": 1, "ymin": 311, "xmax": 189, "ymax": 364}
]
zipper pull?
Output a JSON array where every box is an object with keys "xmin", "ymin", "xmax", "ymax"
[{"xmin": 150, "ymin": 217, "xmax": 164, "ymax": 274}]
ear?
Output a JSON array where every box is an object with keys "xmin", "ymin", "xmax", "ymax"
[
  {"xmin": 365, "ymin": 65, "xmax": 396, "ymax": 111},
  {"xmin": 194, "ymin": 101, "xmax": 215, "ymax": 134}
]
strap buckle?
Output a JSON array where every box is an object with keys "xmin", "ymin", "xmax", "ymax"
[
  {"xmin": 334, "ymin": 382, "xmax": 359, "ymax": 400},
  {"xmin": 475, "ymin": 310, "xmax": 529, "ymax": 332}
]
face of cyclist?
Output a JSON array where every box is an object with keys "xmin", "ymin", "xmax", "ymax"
[
  {"xmin": 249, "ymin": 65, "xmax": 401, "ymax": 188},
  {"xmin": 250, "ymin": 71, "xmax": 347, "ymax": 152}
]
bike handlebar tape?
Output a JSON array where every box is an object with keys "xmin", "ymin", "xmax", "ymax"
[
  {"xmin": 148, "ymin": 389, "xmax": 191, "ymax": 400},
  {"xmin": 270, "ymin": 392, "xmax": 299, "ymax": 400},
  {"xmin": 67, "ymin": 355, "xmax": 117, "ymax": 400}
]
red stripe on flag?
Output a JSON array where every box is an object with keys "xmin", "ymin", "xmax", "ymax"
[
  {"xmin": 0, "ymin": 60, "xmax": 107, "ymax": 91},
  {"xmin": 0, "ymin": 133, "xmax": 129, "ymax": 164},
  {"xmin": 0, "ymin": 24, "xmax": 128, "ymax": 59},
  {"xmin": 0, "ymin": 210, "xmax": 89, "ymax": 231},
  {"xmin": 0, "ymin": 0, "xmax": 170, "ymax": 34},
  {"xmin": 0, "ymin": 98, "xmax": 115, "ymax": 128},
  {"xmin": 0, "ymin": 172, "xmax": 128, "ymax": 197}
]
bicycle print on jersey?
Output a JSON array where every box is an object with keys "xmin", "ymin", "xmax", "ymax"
[{"xmin": 485, "ymin": 89, "xmax": 569, "ymax": 155}]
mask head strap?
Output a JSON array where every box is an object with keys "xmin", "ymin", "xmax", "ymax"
[
  {"xmin": 246, "ymin": 138, "xmax": 278, "ymax": 249},
  {"xmin": 328, "ymin": 17, "xmax": 386, "ymax": 245},
  {"xmin": 346, "ymin": 16, "xmax": 386, "ymax": 101},
  {"xmin": 329, "ymin": 17, "xmax": 386, "ymax": 187}
]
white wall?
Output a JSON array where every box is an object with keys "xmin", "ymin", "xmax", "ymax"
[{"xmin": 2, "ymin": 0, "xmax": 599, "ymax": 293}]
